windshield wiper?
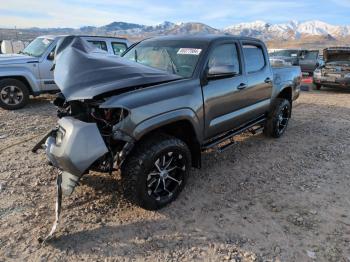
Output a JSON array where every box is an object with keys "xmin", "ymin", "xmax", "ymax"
[{"xmin": 20, "ymin": 51, "xmax": 33, "ymax": 56}]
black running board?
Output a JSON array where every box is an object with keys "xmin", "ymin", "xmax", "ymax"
[{"xmin": 202, "ymin": 116, "xmax": 266, "ymax": 151}]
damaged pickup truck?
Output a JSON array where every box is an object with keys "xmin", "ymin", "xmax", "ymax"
[
  {"xmin": 37, "ymin": 35, "xmax": 301, "ymax": 238},
  {"xmin": 313, "ymin": 47, "xmax": 350, "ymax": 90}
]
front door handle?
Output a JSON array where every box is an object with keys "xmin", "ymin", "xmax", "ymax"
[
  {"xmin": 264, "ymin": 77, "xmax": 272, "ymax": 84},
  {"xmin": 237, "ymin": 83, "xmax": 247, "ymax": 90}
]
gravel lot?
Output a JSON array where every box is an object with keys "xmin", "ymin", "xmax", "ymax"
[{"xmin": 0, "ymin": 88, "xmax": 350, "ymax": 262}]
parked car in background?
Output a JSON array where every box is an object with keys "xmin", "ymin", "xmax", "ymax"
[
  {"xmin": 269, "ymin": 49, "xmax": 300, "ymax": 66},
  {"xmin": 313, "ymin": 47, "xmax": 350, "ymax": 90},
  {"xmin": 0, "ymin": 40, "xmax": 30, "ymax": 54},
  {"xmin": 0, "ymin": 35, "xmax": 130, "ymax": 110},
  {"xmin": 269, "ymin": 57, "xmax": 292, "ymax": 67},
  {"xmin": 269, "ymin": 49, "xmax": 323, "ymax": 75}
]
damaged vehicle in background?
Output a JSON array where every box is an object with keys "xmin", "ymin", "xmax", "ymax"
[
  {"xmin": 313, "ymin": 47, "xmax": 350, "ymax": 90},
  {"xmin": 35, "ymin": 35, "xmax": 301, "ymax": 240}
]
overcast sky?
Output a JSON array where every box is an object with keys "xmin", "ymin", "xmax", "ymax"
[{"xmin": 1, "ymin": 0, "xmax": 350, "ymax": 28}]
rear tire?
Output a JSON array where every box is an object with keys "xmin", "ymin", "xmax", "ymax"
[
  {"xmin": 122, "ymin": 134, "xmax": 191, "ymax": 210},
  {"xmin": 0, "ymin": 79, "xmax": 29, "ymax": 110},
  {"xmin": 264, "ymin": 98, "xmax": 291, "ymax": 138}
]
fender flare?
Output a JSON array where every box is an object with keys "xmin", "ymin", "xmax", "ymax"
[
  {"xmin": 132, "ymin": 108, "xmax": 203, "ymax": 142},
  {"xmin": 273, "ymin": 80, "xmax": 293, "ymax": 100},
  {"xmin": 0, "ymin": 70, "xmax": 40, "ymax": 94}
]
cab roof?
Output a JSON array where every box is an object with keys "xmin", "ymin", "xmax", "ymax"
[{"xmin": 143, "ymin": 34, "xmax": 262, "ymax": 43}]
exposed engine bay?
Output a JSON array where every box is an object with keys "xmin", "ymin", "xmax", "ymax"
[
  {"xmin": 322, "ymin": 62, "xmax": 350, "ymax": 76},
  {"xmin": 322, "ymin": 47, "xmax": 350, "ymax": 77},
  {"xmin": 313, "ymin": 47, "xmax": 350, "ymax": 87},
  {"xmin": 53, "ymin": 93, "xmax": 133, "ymax": 180}
]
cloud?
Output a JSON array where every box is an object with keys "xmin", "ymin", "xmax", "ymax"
[
  {"xmin": 0, "ymin": 0, "xmax": 350, "ymax": 28},
  {"xmin": 330, "ymin": 0, "xmax": 350, "ymax": 7},
  {"xmin": 0, "ymin": 0, "xmax": 169, "ymax": 28},
  {"xmin": 198, "ymin": 1, "xmax": 305, "ymax": 22}
]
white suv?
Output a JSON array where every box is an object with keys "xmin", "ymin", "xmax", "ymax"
[{"xmin": 0, "ymin": 35, "xmax": 130, "ymax": 109}]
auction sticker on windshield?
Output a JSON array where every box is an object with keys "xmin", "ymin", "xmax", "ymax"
[
  {"xmin": 177, "ymin": 48, "xmax": 202, "ymax": 55},
  {"xmin": 42, "ymin": 38, "xmax": 51, "ymax": 45}
]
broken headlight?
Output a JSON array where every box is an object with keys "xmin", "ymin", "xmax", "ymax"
[{"xmin": 55, "ymin": 126, "xmax": 66, "ymax": 146}]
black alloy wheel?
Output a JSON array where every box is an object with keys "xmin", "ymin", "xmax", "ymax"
[
  {"xmin": 146, "ymin": 150, "xmax": 186, "ymax": 202},
  {"xmin": 264, "ymin": 98, "xmax": 291, "ymax": 138},
  {"xmin": 122, "ymin": 134, "xmax": 191, "ymax": 210}
]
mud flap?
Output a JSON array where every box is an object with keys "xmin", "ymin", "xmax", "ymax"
[{"xmin": 38, "ymin": 173, "xmax": 62, "ymax": 244}]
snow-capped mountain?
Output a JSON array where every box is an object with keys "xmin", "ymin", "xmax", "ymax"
[
  {"xmin": 8, "ymin": 20, "xmax": 350, "ymax": 43},
  {"xmin": 296, "ymin": 20, "xmax": 350, "ymax": 36},
  {"xmin": 165, "ymin": 22, "xmax": 220, "ymax": 35},
  {"xmin": 224, "ymin": 20, "xmax": 350, "ymax": 40}
]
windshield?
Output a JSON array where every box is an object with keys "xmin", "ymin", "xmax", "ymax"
[
  {"xmin": 270, "ymin": 50, "xmax": 299, "ymax": 58},
  {"xmin": 122, "ymin": 40, "xmax": 204, "ymax": 78},
  {"xmin": 21, "ymin": 37, "xmax": 53, "ymax": 57}
]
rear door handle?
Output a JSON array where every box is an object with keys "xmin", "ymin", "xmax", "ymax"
[
  {"xmin": 265, "ymin": 77, "xmax": 272, "ymax": 83},
  {"xmin": 237, "ymin": 83, "xmax": 247, "ymax": 90}
]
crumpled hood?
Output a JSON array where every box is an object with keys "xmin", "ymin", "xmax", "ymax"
[
  {"xmin": 324, "ymin": 47, "xmax": 350, "ymax": 63},
  {"xmin": 54, "ymin": 36, "xmax": 182, "ymax": 101},
  {"xmin": 0, "ymin": 53, "xmax": 38, "ymax": 65}
]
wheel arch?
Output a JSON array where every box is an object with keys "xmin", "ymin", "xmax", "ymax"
[
  {"xmin": 133, "ymin": 110, "xmax": 202, "ymax": 168},
  {"xmin": 0, "ymin": 76, "xmax": 34, "ymax": 95},
  {"xmin": 276, "ymin": 85, "xmax": 293, "ymax": 104}
]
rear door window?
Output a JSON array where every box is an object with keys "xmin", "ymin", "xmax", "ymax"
[
  {"xmin": 208, "ymin": 43, "xmax": 241, "ymax": 74},
  {"xmin": 243, "ymin": 44, "xmax": 266, "ymax": 73},
  {"xmin": 112, "ymin": 42, "xmax": 127, "ymax": 55},
  {"xmin": 87, "ymin": 40, "xmax": 107, "ymax": 51}
]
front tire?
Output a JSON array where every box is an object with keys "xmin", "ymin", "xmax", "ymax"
[
  {"xmin": 0, "ymin": 79, "xmax": 29, "ymax": 110},
  {"xmin": 122, "ymin": 134, "xmax": 191, "ymax": 210},
  {"xmin": 264, "ymin": 98, "xmax": 291, "ymax": 138}
]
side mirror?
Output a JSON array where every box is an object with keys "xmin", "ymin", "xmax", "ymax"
[
  {"xmin": 207, "ymin": 65, "xmax": 238, "ymax": 80},
  {"xmin": 47, "ymin": 51, "xmax": 55, "ymax": 61}
]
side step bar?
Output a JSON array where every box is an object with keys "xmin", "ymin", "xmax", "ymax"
[{"xmin": 202, "ymin": 116, "xmax": 266, "ymax": 152}]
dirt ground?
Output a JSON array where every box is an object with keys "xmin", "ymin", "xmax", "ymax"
[{"xmin": 0, "ymin": 88, "xmax": 350, "ymax": 262}]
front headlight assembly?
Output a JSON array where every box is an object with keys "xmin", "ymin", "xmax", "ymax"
[{"xmin": 55, "ymin": 126, "xmax": 66, "ymax": 146}]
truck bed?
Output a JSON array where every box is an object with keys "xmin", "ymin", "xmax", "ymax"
[
  {"xmin": 272, "ymin": 65, "xmax": 302, "ymax": 101},
  {"xmin": 272, "ymin": 65, "xmax": 301, "ymax": 81}
]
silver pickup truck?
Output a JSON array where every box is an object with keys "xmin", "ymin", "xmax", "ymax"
[{"xmin": 0, "ymin": 35, "xmax": 130, "ymax": 110}]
